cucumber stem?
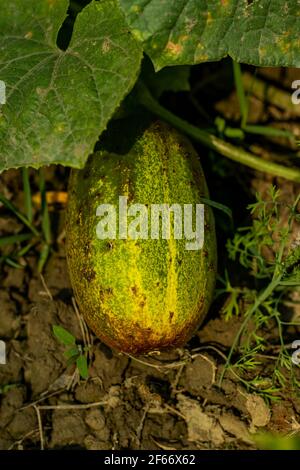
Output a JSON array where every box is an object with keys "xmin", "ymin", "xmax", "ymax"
[{"xmin": 137, "ymin": 82, "xmax": 300, "ymax": 183}]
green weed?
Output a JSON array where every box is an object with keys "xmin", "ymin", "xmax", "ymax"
[
  {"xmin": 52, "ymin": 325, "xmax": 89, "ymax": 380},
  {"xmin": 218, "ymin": 186, "xmax": 300, "ymax": 398}
]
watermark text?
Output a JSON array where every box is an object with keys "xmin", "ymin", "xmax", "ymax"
[
  {"xmin": 96, "ymin": 196, "xmax": 205, "ymax": 251},
  {"xmin": 0, "ymin": 80, "xmax": 6, "ymax": 105},
  {"xmin": 0, "ymin": 340, "xmax": 6, "ymax": 365}
]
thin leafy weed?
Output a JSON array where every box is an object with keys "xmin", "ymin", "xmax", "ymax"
[{"xmin": 218, "ymin": 186, "xmax": 300, "ymax": 398}]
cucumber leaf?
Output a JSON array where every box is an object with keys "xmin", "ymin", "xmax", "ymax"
[
  {"xmin": 119, "ymin": 0, "xmax": 300, "ymax": 70},
  {"xmin": 0, "ymin": 0, "xmax": 142, "ymax": 172}
]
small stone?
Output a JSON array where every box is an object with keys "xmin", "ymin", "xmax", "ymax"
[{"xmin": 246, "ymin": 394, "xmax": 271, "ymax": 431}]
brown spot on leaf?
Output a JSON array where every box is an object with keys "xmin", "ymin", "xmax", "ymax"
[
  {"xmin": 102, "ymin": 38, "xmax": 111, "ymax": 53},
  {"xmin": 165, "ymin": 42, "xmax": 183, "ymax": 56}
]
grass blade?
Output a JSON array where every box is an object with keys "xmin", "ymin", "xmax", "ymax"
[
  {"xmin": 0, "ymin": 233, "xmax": 32, "ymax": 248},
  {"xmin": 200, "ymin": 197, "xmax": 233, "ymax": 220},
  {"xmin": 39, "ymin": 170, "xmax": 51, "ymax": 245},
  {"xmin": 38, "ymin": 243, "xmax": 50, "ymax": 273},
  {"xmin": 22, "ymin": 168, "xmax": 33, "ymax": 223},
  {"xmin": 243, "ymin": 124, "xmax": 295, "ymax": 139},
  {"xmin": 1, "ymin": 256, "xmax": 24, "ymax": 269},
  {"xmin": 0, "ymin": 193, "xmax": 39, "ymax": 236},
  {"xmin": 233, "ymin": 61, "xmax": 248, "ymax": 127}
]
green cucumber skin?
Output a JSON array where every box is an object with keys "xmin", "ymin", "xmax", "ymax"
[{"xmin": 66, "ymin": 121, "xmax": 217, "ymax": 354}]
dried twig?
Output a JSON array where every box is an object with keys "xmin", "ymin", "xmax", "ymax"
[
  {"xmin": 150, "ymin": 437, "xmax": 178, "ymax": 451},
  {"xmin": 8, "ymin": 429, "xmax": 39, "ymax": 450},
  {"xmin": 39, "ymin": 273, "xmax": 53, "ymax": 301},
  {"xmin": 72, "ymin": 297, "xmax": 92, "ymax": 360},
  {"xmin": 136, "ymin": 406, "xmax": 149, "ymax": 447},
  {"xmin": 20, "ymin": 388, "xmax": 66, "ymax": 410},
  {"xmin": 37, "ymin": 400, "xmax": 108, "ymax": 410},
  {"xmin": 72, "ymin": 297, "xmax": 87, "ymax": 347},
  {"xmin": 126, "ymin": 354, "xmax": 188, "ymax": 370},
  {"xmin": 34, "ymin": 405, "xmax": 44, "ymax": 450}
]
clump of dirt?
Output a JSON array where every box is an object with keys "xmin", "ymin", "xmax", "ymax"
[{"xmin": 0, "ymin": 237, "xmax": 299, "ymax": 449}]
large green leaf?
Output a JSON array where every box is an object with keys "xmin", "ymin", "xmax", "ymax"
[
  {"xmin": 0, "ymin": 0, "xmax": 142, "ymax": 172},
  {"xmin": 119, "ymin": 0, "xmax": 300, "ymax": 70}
]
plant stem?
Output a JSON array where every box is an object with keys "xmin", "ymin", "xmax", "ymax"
[
  {"xmin": 137, "ymin": 83, "xmax": 300, "ymax": 183},
  {"xmin": 233, "ymin": 61, "xmax": 248, "ymax": 127},
  {"xmin": 22, "ymin": 168, "xmax": 33, "ymax": 223},
  {"xmin": 0, "ymin": 193, "xmax": 39, "ymax": 236},
  {"xmin": 39, "ymin": 170, "xmax": 51, "ymax": 245},
  {"xmin": 242, "ymin": 71, "xmax": 300, "ymax": 116},
  {"xmin": 38, "ymin": 170, "xmax": 51, "ymax": 272},
  {"xmin": 233, "ymin": 62, "xmax": 295, "ymax": 139}
]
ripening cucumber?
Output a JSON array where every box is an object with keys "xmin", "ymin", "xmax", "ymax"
[{"xmin": 66, "ymin": 121, "xmax": 217, "ymax": 354}]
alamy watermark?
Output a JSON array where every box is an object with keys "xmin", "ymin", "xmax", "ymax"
[
  {"xmin": 0, "ymin": 80, "xmax": 6, "ymax": 105},
  {"xmin": 292, "ymin": 80, "xmax": 300, "ymax": 105},
  {"xmin": 292, "ymin": 340, "xmax": 300, "ymax": 366},
  {"xmin": 96, "ymin": 196, "xmax": 205, "ymax": 251},
  {"xmin": 0, "ymin": 340, "xmax": 6, "ymax": 365}
]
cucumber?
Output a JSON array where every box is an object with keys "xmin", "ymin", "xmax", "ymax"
[{"xmin": 66, "ymin": 121, "xmax": 217, "ymax": 354}]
